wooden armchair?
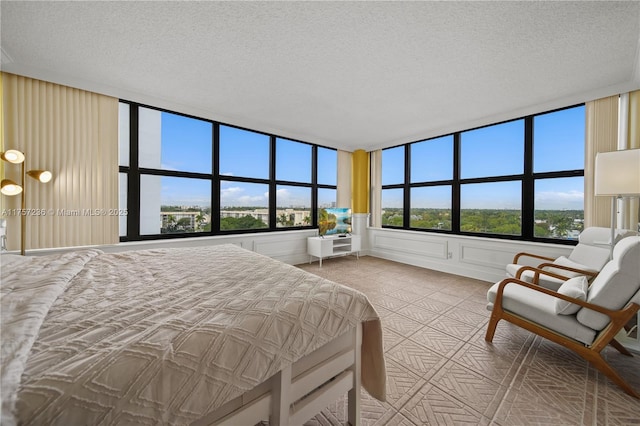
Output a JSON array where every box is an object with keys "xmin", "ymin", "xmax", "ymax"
[
  {"xmin": 487, "ymin": 236, "xmax": 640, "ymax": 398},
  {"xmin": 506, "ymin": 227, "xmax": 636, "ymax": 290}
]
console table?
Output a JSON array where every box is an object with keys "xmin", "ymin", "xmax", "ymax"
[{"xmin": 307, "ymin": 234, "xmax": 361, "ymax": 267}]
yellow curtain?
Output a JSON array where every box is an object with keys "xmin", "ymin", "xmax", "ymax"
[
  {"xmin": 351, "ymin": 149, "xmax": 369, "ymax": 214},
  {"xmin": 2, "ymin": 72, "xmax": 119, "ymax": 251}
]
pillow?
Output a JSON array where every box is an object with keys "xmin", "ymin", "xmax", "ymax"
[{"xmin": 554, "ymin": 275, "xmax": 589, "ymax": 315}]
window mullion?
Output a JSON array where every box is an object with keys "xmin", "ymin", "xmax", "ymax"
[
  {"xmin": 212, "ymin": 123, "xmax": 220, "ymax": 234},
  {"xmin": 452, "ymin": 133, "xmax": 461, "ymax": 233},
  {"xmin": 522, "ymin": 116, "xmax": 534, "ymax": 240},
  {"xmin": 127, "ymin": 104, "xmax": 140, "ymax": 239}
]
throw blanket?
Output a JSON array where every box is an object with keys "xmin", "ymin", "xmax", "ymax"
[{"xmin": 1, "ymin": 245, "xmax": 385, "ymax": 425}]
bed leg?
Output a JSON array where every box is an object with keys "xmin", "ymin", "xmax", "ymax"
[
  {"xmin": 270, "ymin": 365, "xmax": 291, "ymax": 426},
  {"xmin": 348, "ymin": 325, "xmax": 362, "ymax": 426}
]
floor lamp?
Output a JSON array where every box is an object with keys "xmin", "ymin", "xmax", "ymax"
[
  {"xmin": 594, "ymin": 148, "xmax": 640, "ymax": 259},
  {"xmin": 0, "ymin": 149, "xmax": 52, "ymax": 255}
]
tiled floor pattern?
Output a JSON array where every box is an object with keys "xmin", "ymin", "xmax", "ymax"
[{"xmin": 295, "ymin": 255, "xmax": 640, "ymax": 425}]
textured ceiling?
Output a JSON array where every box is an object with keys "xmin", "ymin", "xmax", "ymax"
[{"xmin": 1, "ymin": 1, "xmax": 639, "ymax": 152}]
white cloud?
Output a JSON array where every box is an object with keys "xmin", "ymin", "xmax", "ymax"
[{"xmin": 221, "ymin": 186, "xmax": 244, "ymax": 196}]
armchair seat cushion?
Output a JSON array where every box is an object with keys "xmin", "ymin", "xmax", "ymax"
[{"xmin": 487, "ymin": 281, "xmax": 596, "ymax": 345}]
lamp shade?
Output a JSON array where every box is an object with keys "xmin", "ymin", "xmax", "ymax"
[
  {"xmin": 594, "ymin": 149, "xmax": 640, "ymax": 197},
  {"xmin": 0, "ymin": 150, "xmax": 25, "ymax": 164},
  {"xmin": 0, "ymin": 179, "xmax": 23, "ymax": 196},
  {"xmin": 27, "ymin": 170, "xmax": 53, "ymax": 183}
]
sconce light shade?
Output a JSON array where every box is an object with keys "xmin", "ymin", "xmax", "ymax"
[
  {"xmin": 27, "ymin": 170, "xmax": 53, "ymax": 183},
  {"xmin": 0, "ymin": 150, "xmax": 25, "ymax": 164},
  {"xmin": 0, "ymin": 179, "xmax": 23, "ymax": 196},
  {"xmin": 594, "ymin": 149, "xmax": 640, "ymax": 197}
]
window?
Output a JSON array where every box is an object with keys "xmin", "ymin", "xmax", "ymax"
[
  {"xmin": 532, "ymin": 106, "xmax": 585, "ymax": 240},
  {"xmin": 317, "ymin": 147, "xmax": 337, "ymax": 186},
  {"xmin": 275, "ymin": 138, "xmax": 313, "ymax": 229},
  {"xmin": 533, "ymin": 107, "xmax": 584, "ymax": 173},
  {"xmin": 410, "ymin": 185, "xmax": 452, "ymax": 230},
  {"xmin": 460, "ymin": 181, "xmax": 521, "ymax": 235},
  {"xmin": 140, "ymin": 176, "xmax": 211, "ymax": 235},
  {"xmin": 382, "ymin": 146, "xmax": 404, "ymax": 185},
  {"xmin": 318, "ymin": 188, "xmax": 337, "ymax": 208},
  {"xmin": 220, "ymin": 181, "xmax": 269, "ymax": 230},
  {"xmin": 219, "ymin": 126, "xmax": 269, "ymax": 179},
  {"xmin": 534, "ymin": 176, "xmax": 584, "ymax": 239},
  {"xmin": 276, "ymin": 185, "xmax": 311, "ymax": 227},
  {"xmin": 119, "ymin": 101, "xmax": 337, "ymax": 241},
  {"xmin": 138, "ymin": 107, "xmax": 212, "ymax": 173},
  {"xmin": 408, "ymin": 135, "xmax": 454, "ymax": 231},
  {"xmin": 276, "ymin": 138, "xmax": 312, "ymax": 183},
  {"xmin": 381, "ymin": 105, "xmax": 585, "ymax": 242},
  {"xmin": 410, "ymin": 136, "xmax": 453, "ymax": 182},
  {"xmin": 460, "ymin": 120, "xmax": 524, "ymax": 179},
  {"xmin": 381, "ymin": 188, "xmax": 404, "ymax": 227}
]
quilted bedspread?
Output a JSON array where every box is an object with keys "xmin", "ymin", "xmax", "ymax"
[{"xmin": 1, "ymin": 244, "xmax": 385, "ymax": 425}]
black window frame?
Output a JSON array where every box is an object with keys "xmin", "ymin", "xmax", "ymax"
[
  {"xmin": 118, "ymin": 100, "xmax": 337, "ymax": 242},
  {"xmin": 381, "ymin": 104, "xmax": 585, "ymax": 245}
]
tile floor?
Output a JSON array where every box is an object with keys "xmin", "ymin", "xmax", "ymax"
[{"xmin": 296, "ymin": 255, "xmax": 640, "ymax": 425}]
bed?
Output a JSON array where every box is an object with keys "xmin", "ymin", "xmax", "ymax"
[{"xmin": 1, "ymin": 244, "xmax": 386, "ymax": 425}]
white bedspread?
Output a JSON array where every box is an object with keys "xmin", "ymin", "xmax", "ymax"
[
  {"xmin": 1, "ymin": 250, "xmax": 102, "ymax": 426},
  {"xmin": 1, "ymin": 244, "xmax": 385, "ymax": 425}
]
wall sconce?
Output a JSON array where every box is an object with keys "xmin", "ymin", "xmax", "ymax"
[
  {"xmin": 594, "ymin": 148, "xmax": 640, "ymax": 258},
  {"xmin": 0, "ymin": 149, "xmax": 53, "ymax": 255}
]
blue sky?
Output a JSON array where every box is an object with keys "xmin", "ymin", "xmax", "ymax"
[
  {"xmin": 382, "ymin": 105, "xmax": 585, "ymax": 210},
  {"xmin": 156, "ymin": 116, "xmax": 336, "ymax": 207},
  {"xmin": 145, "ymin": 105, "xmax": 584, "ymax": 210}
]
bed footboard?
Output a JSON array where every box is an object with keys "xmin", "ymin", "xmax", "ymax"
[{"xmin": 196, "ymin": 323, "xmax": 363, "ymax": 426}]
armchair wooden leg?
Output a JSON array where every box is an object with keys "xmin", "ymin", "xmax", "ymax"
[
  {"xmin": 485, "ymin": 312, "xmax": 501, "ymax": 342},
  {"xmin": 608, "ymin": 338, "xmax": 633, "ymax": 356},
  {"xmin": 585, "ymin": 350, "xmax": 640, "ymax": 399}
]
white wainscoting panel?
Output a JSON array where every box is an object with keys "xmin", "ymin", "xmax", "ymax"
[
  {"xmin": 458, "ymin": 242, "xmax": 517, "ymax": 270},
  {"xmin": 373, "ymin": 234, "xmax": 448, "ymax": 260},
  {"xmin": 367, "ymin": 228, "xmax": 574, "ymax": 283},
  {"xmin": 254, "ymin": 235, "xmax": 309, "ymax": 263}
]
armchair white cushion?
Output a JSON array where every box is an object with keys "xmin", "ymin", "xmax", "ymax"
[{"xmin": 576, "ymin": 236, "xmax": 640, "ymax": 330}]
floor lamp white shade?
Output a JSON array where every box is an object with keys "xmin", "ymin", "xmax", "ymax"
[{"xmin": 594, "ymin": 148, "xmax": 640, "ymax": 257}]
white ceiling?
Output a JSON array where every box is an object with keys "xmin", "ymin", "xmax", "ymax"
[{"xmin": 2, "ymin": 1, "xmax": 639, "ymax": 152}]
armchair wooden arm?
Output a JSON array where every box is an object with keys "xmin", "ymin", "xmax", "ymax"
[
  {"xmin": 512, "ymin": 251, "xmax": 556, "ymax": 264},
  {"xmin": 515, "ymin": 264, "xmax": 598, "ymax": 285},
  {"xmin": 535, "ymin": 262, "xmax": 598, "ymax": 279}
]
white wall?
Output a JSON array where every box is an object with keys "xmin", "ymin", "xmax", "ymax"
[
  {"xmin": 28, "ymin": 229, "xmax": 318, "ymax": 266},
  {"xmin": 25, "ymin": 221, "xmax": 573, "ymax": 284},
  {"xmin": 365, "ymin": 227, "xmax": 573, "ymax": 283}
]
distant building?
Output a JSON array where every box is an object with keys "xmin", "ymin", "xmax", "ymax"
[
  {"xmin": 220, "ymin": 209, "xmax": 270, "ymax": 224},
  {"xmin": 160, "ymin": 211, "xmax": 204, "ymax": 230},
  {"xmin": 220, "ymin": 208, "xmax": 310, "ymax": 226}
]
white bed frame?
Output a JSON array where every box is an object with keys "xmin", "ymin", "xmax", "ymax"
[{"xmin": 193, "ymin": 324, "xmax": 363, "ymax": 426}]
